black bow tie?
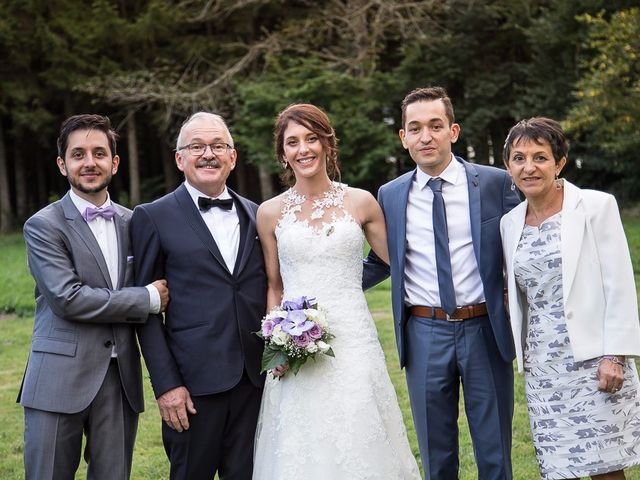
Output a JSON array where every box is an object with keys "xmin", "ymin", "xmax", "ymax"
[{"xmin": 198, "ymin": 196, "xmax": 233, "ymax": 212}]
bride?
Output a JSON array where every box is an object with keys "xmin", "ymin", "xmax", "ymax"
[{"xmin": 253, "ymin": 103, "xmax": 420, "ymax": 479}]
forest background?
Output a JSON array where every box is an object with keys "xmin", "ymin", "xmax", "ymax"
[{"xmin": 0, "ymin": 0, "xmax": 638, "ymax": 231}]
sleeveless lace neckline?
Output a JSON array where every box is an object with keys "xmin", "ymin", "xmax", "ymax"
[{"xmin": 277, "ymin": 182, "xmax": 354, "ymax": 236}]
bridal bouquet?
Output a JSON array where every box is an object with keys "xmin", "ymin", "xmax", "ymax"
[{"xmin": 257, "ymin": 296, "xmax": 334, "ymax": 377}]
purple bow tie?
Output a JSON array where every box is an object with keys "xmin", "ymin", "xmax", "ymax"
[{"xmin": 82, "ymin": 205, "xmax": 117, "ymax": 222}]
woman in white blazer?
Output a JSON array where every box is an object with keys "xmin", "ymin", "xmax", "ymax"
[{"xmin": 500, "ymin": 117, "xmax": 640, "ymax": 480}]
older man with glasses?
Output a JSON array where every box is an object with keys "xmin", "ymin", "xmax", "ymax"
[{"xmin": 130, "ymin": 112, "xmax": 267, "ymax": 480}]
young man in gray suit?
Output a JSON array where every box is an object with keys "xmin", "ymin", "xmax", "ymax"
[{"xmin": 20, "ymin": 114, "xmax": 169, "ymax": 480}]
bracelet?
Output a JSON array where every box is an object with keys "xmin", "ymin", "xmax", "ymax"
[{"xmin": 600, "ymin": 355, "xmax": 626, "ymax": 368}]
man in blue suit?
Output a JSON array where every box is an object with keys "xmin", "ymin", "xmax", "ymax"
[
  {"xmin": 364, "ymin": 87, "xmax": 519, "ymax": 479},
  {"xmin": 130, "ymin": 112, "xmax": 266, "ymax": 479}
]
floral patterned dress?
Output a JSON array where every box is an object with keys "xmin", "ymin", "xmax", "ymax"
[{"xmin": 514, "ymin": 212, "xmax": 640, "ymax": 479}]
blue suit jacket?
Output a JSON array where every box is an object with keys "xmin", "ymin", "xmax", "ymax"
[
  {"xmin": 364, "ymin": 156, "xmax": 520, "ymax": 367},
  {"xmin": 130, "ymin": 184, "xmax": 266, "ymax": 398}
]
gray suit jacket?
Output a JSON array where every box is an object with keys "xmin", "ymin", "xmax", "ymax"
[{"xmin": 19, "ymin": 192, "xmax": 150, "ymax": 414}]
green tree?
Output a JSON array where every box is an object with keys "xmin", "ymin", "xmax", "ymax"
[
  {"xmin": 233, "ymin": 56, "xmax": 402, "ymax": 193},
  {"xmin": 2, "ymin": 0, "xmax": 640, "ymax": 221},
  {"xmin": 392, "ymin": 0, "xmax": 637, "ymax": 173},
  {"xmin": 564, "ymin": 8, "xmax": 640, "ymax": 200}
]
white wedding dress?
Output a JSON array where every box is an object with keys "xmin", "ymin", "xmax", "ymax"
[{"xmin": 253, "ymin": 184, "xmax": 420, "ymax": 480}]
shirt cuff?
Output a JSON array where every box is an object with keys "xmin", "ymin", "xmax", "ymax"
[{"xmin": 146, "ymin": 284, "xmax": 161, "ymax": 314}]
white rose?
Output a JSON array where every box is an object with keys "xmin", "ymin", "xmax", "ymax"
[
  {"xmin": 271, "ymin": 325, "xmax": 289, "ymax": 346},
  {"xmin": 306, "ymin": 342, "xmax": 319, "ymax": 354},
  {"xmin": 303, "ymin": 308, "xmax": 317, "ymax": 319},
  {"xmin": 266, "ymin": 309, "xmax": 286, "ymax": 321},
  {"xmin": 307, "ymin": 309, "xmax": 328, "ymax": 329},
  {"xmin": 316, "ymin": 340, "xmax": 330, "ymax": 353}
]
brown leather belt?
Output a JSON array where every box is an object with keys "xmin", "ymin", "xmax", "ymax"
[{"xmin": 409, "ymin": 303, "xmax": 488, "ymax": 321}]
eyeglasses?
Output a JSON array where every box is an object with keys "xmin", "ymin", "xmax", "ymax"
[{"xmin": 177, "ymin": 142, "xmax": 233, "ymax": 156}]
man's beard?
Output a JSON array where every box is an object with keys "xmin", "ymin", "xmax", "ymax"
[{"xmin": 68, "ymin": 174, "xmax": 112, "ymax": 195}]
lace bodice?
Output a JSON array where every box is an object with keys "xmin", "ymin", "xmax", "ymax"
[
  {"xmin": 276, "ymin": 181, "xmax": 354, "ymax": 233},
  {"xmin": 275, "ymin": 183, "xmax": 364, "ymax": 318}
]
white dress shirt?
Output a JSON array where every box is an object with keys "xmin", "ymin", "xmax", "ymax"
[
  {"xmin": 70, "ymin": 190, "xmax": 119, "ymax": 288},
  {"xmin": 184, "ymin": 181, "xmax": 240, "ymax": 273},
  {"xmin": 404, "ymin": 155, "xmax": 485, "ymax": 308}
]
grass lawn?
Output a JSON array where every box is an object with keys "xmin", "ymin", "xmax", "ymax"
[{"xmin": 2, "ymin": 224, "xmax": 640, "ymax": 479}]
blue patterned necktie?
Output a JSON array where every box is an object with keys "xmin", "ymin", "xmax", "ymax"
[
  {"xmin": 82, "ymin": 205, "xmax": 117, "ymax": 222},
  {"xmin": 427, "ymin": 177, "xmax": 457, "ymax": 315}
]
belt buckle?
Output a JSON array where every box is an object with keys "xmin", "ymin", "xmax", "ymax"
[{"xmin": 445, "ymin": 311, "xmax": 464, "ymax": 322}]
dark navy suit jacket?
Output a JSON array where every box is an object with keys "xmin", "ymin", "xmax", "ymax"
[
  {"xmin": 130, "ymin": 183, "xmax": 266, "ymax": 398},
  {"xmin": 364, "ymin": 156, "xmax": 520, "ymax": 367}
]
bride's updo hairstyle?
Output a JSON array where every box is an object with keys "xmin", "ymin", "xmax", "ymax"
[{"xmin": 274, "ymin": 103, "xmax": 341, "ymax": 187}]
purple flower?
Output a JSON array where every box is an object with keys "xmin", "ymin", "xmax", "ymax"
[
  {"xmin": 293, "ymin": 332, "xmax": 311, "ymax": 348},
  {"xmin": 301, "ymin": 296, "xmax": 317, "ymax": 308},
  {"xmin": 270, "ymin": 314, "xmax": 284, "ymax": 325},
  {"xmin": 307, "ymin": 323, "xmax": 323, "ymax": 340},
  {"xmin": 262, "ymin": 319, "xmax": 275, "ymax": 337},
  {"xmin": 281, "ymin": 310, "xmax": 314, "ymax": 336},
  {"xmin": 282, "ymin": 296, "xmax": 317, "ymax": 311},
  {"xmin": 282, "ymin": 297, "xmax": 304, "ymax": 311}
]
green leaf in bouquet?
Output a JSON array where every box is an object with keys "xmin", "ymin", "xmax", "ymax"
[
  {"xmin": 289, "ymin": 356, "xmax": 308, "ymax": 376},
  {"xmin": 324, "ymin": 347, "xmax": 335, "ymax": 358},
  {"xmin": 261, "ymin": 346, "xmax": 287, "ymax": 373}
]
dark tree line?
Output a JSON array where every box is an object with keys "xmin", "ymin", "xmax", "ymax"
[{"xmin": 0, "ymin": 0, "xmax": 638, "ymax": 232}]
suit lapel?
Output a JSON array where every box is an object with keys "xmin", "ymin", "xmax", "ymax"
[
  {"xmin": 391, "ymin": 172, "xmax": 413, "ymax": 272},
  {"xmin": 505, "ymin": 202, "xmax": 527, "ymax": 267},
  {"xmin": 461, "ymin": 158, "xmax": 482, "ymax": 265},
  {"xmin": 113, "ymin": 205, "xmax": 128, "ymax": 289},
  {"xmin": 230, "ymin": 190, "xmax": 255, "ymax": 276},
  {"xmin": 61, "ymin": 193, "xmax": 113, "ymax": 288},
  {"xmin": 173, "ymin": 184, "xmax": 230, "ymax": 274},
  {"xmin": 560, "ymin": 181, "xmax": 585, "ymax": 301}
]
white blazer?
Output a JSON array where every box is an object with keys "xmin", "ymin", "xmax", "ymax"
[{"xmin": 501, "ymin": 180, "xmax": 640, "ymax": 372}]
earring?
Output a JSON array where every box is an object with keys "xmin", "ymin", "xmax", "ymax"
[
  {"xmin": 555, "ymin": 174, "xmax": 563, "ymax": 190},
  {"xmin": 281, "ymin": 158, "xmax": 288, "ymax": 169},
  {"xmin": 510, "ymin": 177, "xmax": 516, "ymax": 191}
]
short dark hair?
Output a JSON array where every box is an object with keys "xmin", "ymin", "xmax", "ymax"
[
  {"xmin": 57, "ymin": 114, "xmax": 118, "ymax": 158},
  {"xmin": 503, "ymin": 117, "xmax": 569, "ymax": 166},
  {"xmin": 274, "ymin": 103, "xmax": 340, "ymax": 187},
  {"xmin": 401, "ymin": 86, "xmax": 455, "ymax": 128}
]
